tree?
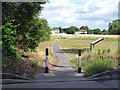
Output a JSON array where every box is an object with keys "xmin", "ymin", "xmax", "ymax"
[
  {"xmin": 108, "ymin": 19, "xmax": 120, "ymax": 35},
  {"xmin": 93, "ymin": 28, "xmax": 102, "ymax": 34},
  {"xmin": 80, "ymin": 26, "xmax": 89, "ymax": 33},
  {"xmin": 2, "ymin": 2, "xmax": 50, "ymax": 59},
  {"xmin": 102, "ymin": 29, "xmax": 108, "ymax": 35},
  {"xmin": 62, "ymin": 28, "xmax": 68, "ymax": 33},
  {"xmin": 88, "ymin": 29, "xmax": 94, "ymax": 34},
  {"xmin": 58, "ymin": 27, "xmax": 63, "ymax": 33},
  {"xmin": 65, "ymin": 26, "xmax": 79, "ymax": 34},
  {"xmin": 35, "ymin": 18, "xmax": 51, "ymax": 42}
]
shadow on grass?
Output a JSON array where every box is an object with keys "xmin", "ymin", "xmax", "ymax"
[{"xmin": 62, "ymin": 48, "xmax": 90, "ymax": 54}]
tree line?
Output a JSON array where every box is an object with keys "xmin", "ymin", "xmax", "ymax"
[
  {"xmin": 57, "ymin": 19, "xmax": 120, "ymax": 35},
  {"xmin": 2, "ymin": 2, "xmax": 51, "ymax": 59}
]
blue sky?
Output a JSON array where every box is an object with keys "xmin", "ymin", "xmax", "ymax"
[{"xmin": 40, "ymin": 0, "xmax": 119, "ymax": 30}]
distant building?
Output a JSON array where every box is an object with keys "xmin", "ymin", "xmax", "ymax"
[
  {"xmin": 51, "ymin": 28, "xmax": 60, "ymax": 34},
  {"xmin": 75, "ymin": 29, "xmax": 87, "ymax": 35}
]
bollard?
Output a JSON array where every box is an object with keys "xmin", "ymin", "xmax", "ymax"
[
  {"xmin": 45, "ymin": 48, "xmax": 49, "ymax": 73},
  {"xmin": 78, "ymin": 49, "xmax": 81, "ymax": 73}
]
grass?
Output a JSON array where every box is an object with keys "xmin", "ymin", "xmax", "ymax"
[
  {"xmin": 84, "ymin": 59, "xmax": 116, "ymax": 76},
  {"xmin": 52, "ymin": 34, "xmax": 119, "ymax": 39},
  {"xmin": 59, "ymin": 36, "xmax": 118, "ymax": 76},
  {"xmin": 2, "ymin": 36, "xmax": 57, "ymax": 78}
]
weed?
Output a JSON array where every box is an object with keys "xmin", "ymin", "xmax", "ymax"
[
  {"xmin": 31, "ymin": 60, "xmax": 38, "ymax": 68},
  {"xmin": 71, "ymin": 59, "xmax": 77, "ymax": 64},
  {"xmin": 87, "ymin": 53, "xmax": 91, "ymax": 59},
  {"xmin": 107, "ymin": 49, "xmax": 111, "ymax": 54},
  {"xmin": 84, "ymin": 59, "xmax": 114, "ymax": 76}
]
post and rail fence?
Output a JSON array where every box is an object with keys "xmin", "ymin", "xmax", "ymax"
[{"xmin": 90, "ymin": 38, "xmax": 104, "ymax": 50}]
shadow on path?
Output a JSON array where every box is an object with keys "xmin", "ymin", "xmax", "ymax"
[{"xmin": 50, "ymin": 64, "xmax": 65, "ymax": 68}]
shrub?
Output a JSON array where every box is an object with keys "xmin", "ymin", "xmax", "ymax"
[
  {"xmin": 84, "ymin": 59, "xmax": 114, "ymax": 76},
  {"xmin": 2, "ymin": 20, "xmax": 21, "ymax": 59},
  {"xmin": 31, "ymin": 60, "xmax": 38, "ymax": 68}
]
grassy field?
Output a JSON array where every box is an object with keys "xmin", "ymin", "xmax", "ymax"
[
  {"xmin": 59, "ymin": 37, "xmax": 118, "ymax": 76},
  {"xmin": 2, "ymin": 34, "xmax": 119, "ymax": 78},
  {"xmin": 52, "ymin": 34, "xmax": 119, "ymax": 39},
  {"xmin": 2, "ymin": 36, "xmax": 57, "ymax": 78}
]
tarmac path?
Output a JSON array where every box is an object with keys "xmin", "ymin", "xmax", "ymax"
[{"xmin": 34, "ymin": 39, "xmax": 85, "ymax": 81}]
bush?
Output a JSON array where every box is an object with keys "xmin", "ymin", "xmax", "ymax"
[
  {"xmin": 31, "ymin": 60, "xmax": 38, "ymax": 68},
  {"xmin": 84, "ymin": 59, "xmax": 114, "ymax": 76},
  {"xmin": 2, "ymin": 20, "xmax": 21, "ymax": 59}
]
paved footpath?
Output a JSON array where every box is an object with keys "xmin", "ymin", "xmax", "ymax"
[
  {"xmin": 34, "ymin": 39, "xmax": 86, "ymax": 81},
  {"xmin": 2, "ymin": 39, "xmax": 118, "ymax": 88}
]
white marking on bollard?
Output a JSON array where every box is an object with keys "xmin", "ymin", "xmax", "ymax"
[
  {"xmin": 78, "ymin": 49, "xmax": 81, "ymax": 73},
  {"xmin": 46, "ymin": 55, "xmax": 48, "ymax": 67},
  {"xmin": 79, "ymin": 56, "xmax": 81, "ymax": 68},
  {"xmin": 45, "ymin": 48, "xmax": 49, "ymax": 73}
]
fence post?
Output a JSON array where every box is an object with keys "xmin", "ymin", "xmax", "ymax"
[
  {"xmin": 78, "ymin": 49, "xmax": 81, "ymax": 73},
  {"xmin": 45, "ymin": 48, "xmax": 49, "ymax": 73}
]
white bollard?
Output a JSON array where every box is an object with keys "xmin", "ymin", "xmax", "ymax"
[
  {"xmin": 78, "ymin": 49, "xmax": 81, "ymax": 73},
  {"xmin": 45, "ymin": 48, "xmax": 49, "ymax": 73}
]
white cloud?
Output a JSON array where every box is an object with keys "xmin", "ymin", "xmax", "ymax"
[{"xmin": 40, "ymin": 0, "xmax": 119, "ymax": 30}]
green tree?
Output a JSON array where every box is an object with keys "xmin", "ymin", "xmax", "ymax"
[
  {"xmin": 35, "ymin": 18, "xmax": 51, "ymax": 42},
  {"xmin": 2, "ymin": 20, "xmax": 21, "ymax": 59},
  {"xmin": 62, "ymin": 28, "xmax": 68, "ymax": 33},
  {"xmin": 102, "ymin": 29, "xmax": 108, "ymax": 35},
  {"xmin": 80, "ymin": 26, "xmax": 89, "ymax": 33},
  {"xmin": 108, "ymin": 19, "xmax": 120, "ymax": 35},
  {"xmin": 88, "ymin": 29, "xmax": 94, "ymax": 34},
  {"xmin": 93, "ymin": 28, "xmax": 102, "ymax": 34},
  {"xmin": 2, "ymin": 2, "xmax": 50, "ymax": 59},
  {"xmin": 58, "ymin": 27, "xmax": 63, "ymax": 33},
  {"xmin": 66, "ymin": 26, "xmax": 79, "ymax": 34}
]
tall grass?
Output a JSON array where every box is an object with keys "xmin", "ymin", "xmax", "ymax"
[{"xmin": 84, "ymin": 59, "xmax": 116, "ymax": 76}]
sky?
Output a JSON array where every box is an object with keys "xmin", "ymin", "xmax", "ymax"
[{"xmin": 39, "ymin": 0, "xmax": 119, "ymax": 30}]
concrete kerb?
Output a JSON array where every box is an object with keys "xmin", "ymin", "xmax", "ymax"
[
  {"xmin": 2, "ymin": 73, "xmax": 31, "ymax": 80},
  {"xmin": 2, "ymin": 79, "xmax": 33, "ymax": 84},
  {"xmin": 87, "ymin": 70, "xmax": 119, "ymax": 81},
  {"xmin": 87, "ymin": 76, "xmax": 118, "ymax": 81}
]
